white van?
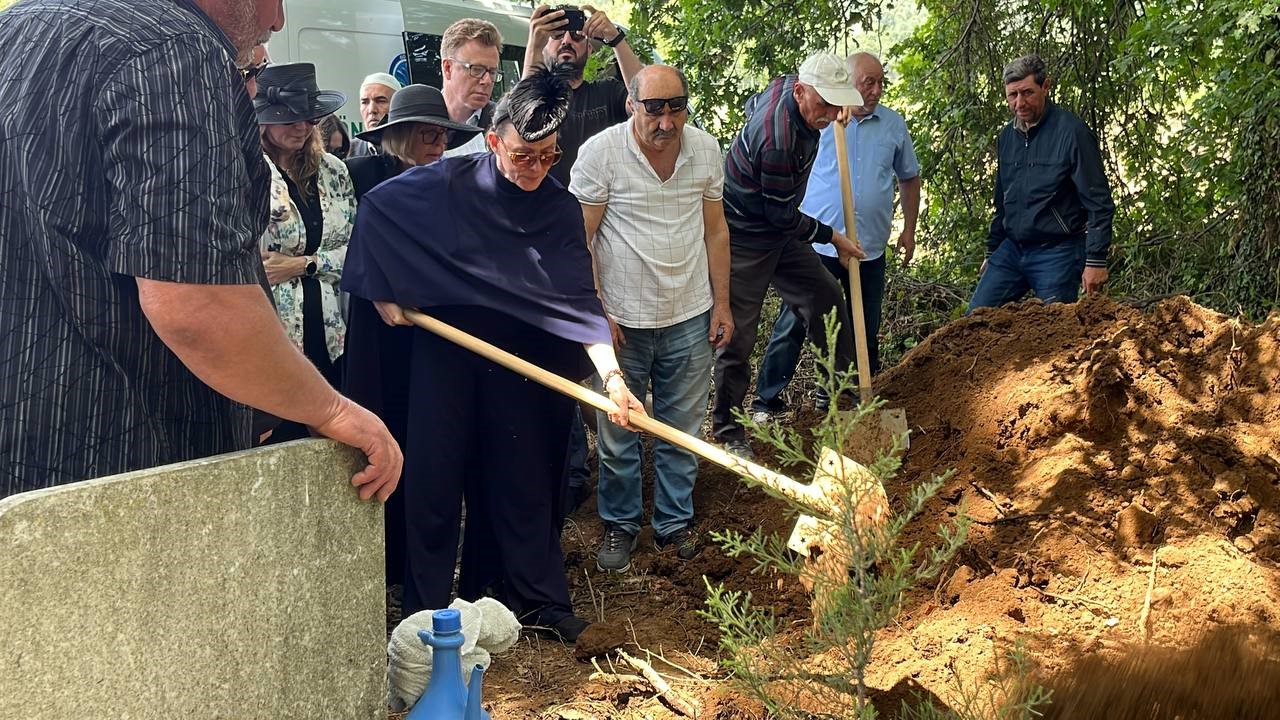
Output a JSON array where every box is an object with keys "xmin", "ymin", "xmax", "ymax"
[{"xmin": 271, "ymin": 0, "xmax": 533, "ymax": 136}]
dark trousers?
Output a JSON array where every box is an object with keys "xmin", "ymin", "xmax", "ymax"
[
  {"xmin": 752, "ymin": 254, "xmax": 886, "ymax": 411},
  {"xmin": 401, "ymin": 328, "xmax": 575, "ymax": 625},
  {"xmin": 712, "ymin": 238, "xmax": 854, "ymax": 442}
]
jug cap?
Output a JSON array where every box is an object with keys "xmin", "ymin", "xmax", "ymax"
[{"xmin": 432, "ymin": 608, "xmax": 462, "ymax": 633}]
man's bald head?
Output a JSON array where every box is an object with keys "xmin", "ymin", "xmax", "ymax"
[
  {"xmin": 848, "ymin": 52, "xmax": 885, "ymax": 115},
  {"xmin": 629, "ymin": 64, "xmax": 689, "ymax": 102}
]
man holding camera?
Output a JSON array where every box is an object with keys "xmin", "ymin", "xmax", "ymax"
[
  {"xmin": 523, "ymin": 4, "xmax": 643, "ymax": 186},
  {"xmin": 525, "ymin": 4, "xmax": 643, "ymax": 521}
]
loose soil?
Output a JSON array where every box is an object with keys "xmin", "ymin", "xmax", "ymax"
[{"xmin": 400, "ymin": 295, "xmax": 1280, "ymax": 719}]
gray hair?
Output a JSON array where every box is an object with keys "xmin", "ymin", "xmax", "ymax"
[
  {"xmin": 627, "ymin": 65, "xmax": 689, "ymax": 101},
  {"xmin": 1002, "ymin": 54, "xmax": 1047, "ymax": 86}
]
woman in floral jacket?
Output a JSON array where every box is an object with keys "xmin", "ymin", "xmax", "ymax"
[{"xmin": 254, "ymin": 63, "xmax": 355, "ymax": 441}]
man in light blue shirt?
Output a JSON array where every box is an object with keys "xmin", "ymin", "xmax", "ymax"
[{"xmin": 752, "ymin": 52, "xmax": 921, "ymax": 416}]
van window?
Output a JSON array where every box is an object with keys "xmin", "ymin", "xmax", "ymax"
[{"xmin": 403, "ymin": 32, "xmax": 523, "ymax": 100}]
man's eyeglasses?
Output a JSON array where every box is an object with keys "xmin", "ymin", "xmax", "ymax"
[
  {"xmin": 417, "ymin": 126, "xmax": 448, "ymax": 145},
  {"xmin": 497, "ymin": 137, "xmax": 562, "ymax": 167},
  {"xmin": 637, "ymin": 95, "xmax": 689, "ymax": 115},
  {"xmin": 239, "ymin": 61, "xmax": 268, "ymax": 82},
  {"xmin": 449, "ymin": 59, "xmax": 503, "ymax": 82},
  {"xmin": 550, "ymin": 30, "xmax": 587, "ymax": 42}
]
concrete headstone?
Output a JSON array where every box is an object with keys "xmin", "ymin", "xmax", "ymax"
[{"xmin": 0, "ymin": 439, "xmax": 385, "ymax": 719}]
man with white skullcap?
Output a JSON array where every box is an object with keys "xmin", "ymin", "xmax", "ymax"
[{"xmin": 349, "ymin": 72, "xmax": 404, "ymax": 158}]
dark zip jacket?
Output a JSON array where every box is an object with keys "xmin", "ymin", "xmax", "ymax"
[{"xmin": 987, "ymin": 101, "xmax": 1115, "ymax": 267}]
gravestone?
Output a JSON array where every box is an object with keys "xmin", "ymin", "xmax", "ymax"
[{"xmin": 0, "ymin": 440, "xmax": 386, "ymax": 719}]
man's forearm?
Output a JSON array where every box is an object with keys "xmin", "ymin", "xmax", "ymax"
[
  {"xmin": 137, "ymin": 278, "xmax": 343, "ymax": 428},
  {"xmin": 900, "ymin": 175, "xmax": 921, "ymax": 234},
  {"xmin": 613, "ymin": 40, "xmax": 643, "ymax": 86}
]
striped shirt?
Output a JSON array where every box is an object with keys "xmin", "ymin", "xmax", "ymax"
[
  {"xmin": 722, "ymin": 75, "xmax": 834, "ymax": 249},
  {"xmin": 0, "ymin": 0, "xmax": 271, "ymax": 496}
]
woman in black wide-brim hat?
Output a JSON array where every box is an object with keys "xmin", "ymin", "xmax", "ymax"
[
  {"xmin": 344, "ymin": 84, "xmax": 482, "ymax": 199},
  {"xmin": 255, "ymin": 62, "xmax": 356, "ymax": 443}
]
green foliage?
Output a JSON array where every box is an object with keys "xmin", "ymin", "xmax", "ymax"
[
  {"xmin": 701, "ymin": 313, "xmax": 971, "ymax": 719},
  {"xmin": 630, "ymin": 0, "xmax": 1280, "ymax": 324}
]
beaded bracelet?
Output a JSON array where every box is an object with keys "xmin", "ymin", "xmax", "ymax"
[{"xmin": 603, "ymin": 368, "xmax": 625, "ymax": 389}]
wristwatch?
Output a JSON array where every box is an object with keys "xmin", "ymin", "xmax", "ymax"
[
  {"xmin": 603, "ymin": 26, "xmax": 626, "ymax": 47},
  {"xmin": 304, "ymin": 257, "xmax": 318, "ymax": 278}
]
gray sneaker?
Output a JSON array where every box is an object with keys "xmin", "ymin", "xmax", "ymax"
[
  {"xmin": 749, "ymin": 410, "xmax": 774, "ymax": 425},
  {"xmin": 597, "ymin": 526, "xmax": 638, "ymax": 573},
  {"xmin": 723, "ymin": 439, "xmax": 756, "ymax": 461}
]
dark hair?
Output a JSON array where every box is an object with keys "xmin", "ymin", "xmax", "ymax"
[
  {"xmin": 1003, "ymin": 54, "xmax": 1047, "ymax": 86},
  {"xmin": 491, "ymin": 63, "xmax": 574, "ymax": 141},
  {"xmin": 316, "ymin": 114, "xmax": 350, "ymax": 159}
]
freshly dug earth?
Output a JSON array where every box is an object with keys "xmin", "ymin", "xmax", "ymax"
[{"xmin": 425, "ymin": 296, "xmax": 1280, "ymax": 719}]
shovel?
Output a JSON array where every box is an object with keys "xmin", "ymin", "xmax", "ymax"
[
  {"xmin": 831, "ymin": 119, "xmax": 910, "ymax": 464},
  {"xmin": 402, "ymin": 309, "xmax": 888, "ymax": 600}
]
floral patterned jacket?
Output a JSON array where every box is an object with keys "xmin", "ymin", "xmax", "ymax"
[{"xmin": 259, "ymin": 152, "xmax": 354, "ymax": 363}]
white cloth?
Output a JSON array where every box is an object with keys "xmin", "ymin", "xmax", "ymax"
[
  {"xmin": 386, "ymin": 597, "xmax": 521, "ymax": 711},
  {"xmin": 361, "ymin": 72, "xmax": 402, "ymax": 92},
  {"xmin": 569, "ymin": 119, "xmax": 724, "ymax": 328}
]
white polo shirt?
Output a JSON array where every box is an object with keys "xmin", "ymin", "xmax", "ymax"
[{"xmin": 570, "ymin": 118, "xmax": 724, "ymax": 329}]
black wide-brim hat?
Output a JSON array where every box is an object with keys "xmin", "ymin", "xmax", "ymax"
[
  {"xmin": 356, "ymin": 84, "xmax": 482, "ymax": 150},
  {"xmin": 254, "ymin": 62, "xmax": 346, "ymax": 125}
]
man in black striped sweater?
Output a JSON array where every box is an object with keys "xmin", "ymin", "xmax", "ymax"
[{"xmin": 711, "ymin": 52, "xmax": 867, "ymax": 460}]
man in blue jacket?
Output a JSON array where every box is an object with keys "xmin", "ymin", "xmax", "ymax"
[{"xmin": 969, "ymin": 54, "xmax": 1115, "ymax": 311}]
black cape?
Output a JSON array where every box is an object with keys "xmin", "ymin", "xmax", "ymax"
[{"xmin": 341, "ymin": 153, "xmax": 610, "ymax": 347}]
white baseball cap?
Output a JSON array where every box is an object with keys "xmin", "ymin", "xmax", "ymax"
[{"xmin": 798, "ymin": 52, "xmax": 863, "ymax": 107}]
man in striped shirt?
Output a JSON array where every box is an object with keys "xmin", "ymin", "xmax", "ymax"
[{"xmin": 712, "ymin": 52, "xmax": 866, "ymax": 459}]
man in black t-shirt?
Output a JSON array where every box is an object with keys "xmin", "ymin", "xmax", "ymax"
[{"xmin": 522, "ymin": 3, "xmax": 643, "ymax": 186}]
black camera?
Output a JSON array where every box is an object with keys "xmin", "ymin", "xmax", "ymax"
[{"xmin": 549, "ymin": 4, "xmax": 586, "ymax": 32}]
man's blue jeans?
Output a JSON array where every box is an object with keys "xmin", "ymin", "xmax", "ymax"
[
  {"xmin": 596, "ymin": 312, "xmax": 714, "ymax": 538},
  {"xmin": 968, "ymin": 239, "xmax": 1085, "ymax": 311},
  {"xmin": 753, "ymin": 254, "xmax": 886, "ymax": 412}
]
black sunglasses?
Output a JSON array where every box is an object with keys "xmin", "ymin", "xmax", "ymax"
[
  {"xmin": 637, "ymin": 95, "xmax": 689, "ymax": 115},
  {"xmin": 550, "ymin": 30, "xmax": 587, "ymax": 42}
]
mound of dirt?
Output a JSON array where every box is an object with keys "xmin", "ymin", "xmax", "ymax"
[{"xmin": 478, "ymin": 296, "xmax": 1280, "ymax": 719}]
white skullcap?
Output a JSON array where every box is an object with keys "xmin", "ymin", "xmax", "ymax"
[{"xmin": 361, "ymin": 72, "xmax": 402, "ymax": 92}]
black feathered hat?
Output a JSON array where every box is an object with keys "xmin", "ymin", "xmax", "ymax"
[{"xmin": 490, "ymin": 63, "xmax": 575, "ymax": 142}]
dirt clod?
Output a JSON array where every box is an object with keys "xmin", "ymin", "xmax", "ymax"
[{"xmin": 573, "ymin": 621, "xmax": 627, "ymax": 661}]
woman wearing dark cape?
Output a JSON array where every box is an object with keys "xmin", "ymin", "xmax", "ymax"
[{"xmin": 342, "ymin": 65, "xmax": 644, "ymax": 642}]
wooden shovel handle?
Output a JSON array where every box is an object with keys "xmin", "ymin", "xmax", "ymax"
[
  {"xmin": 402, "ymin": 309, "xmax": 819, "ymax": 506},
  {"xmin": 832, "ymin": 122, "xmax": 874, "ymax": 405}
]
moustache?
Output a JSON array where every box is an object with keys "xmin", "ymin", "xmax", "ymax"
[
  {"xmin": 652, "ymin": 128, "xmax": 677, "ymax": 139},
  {"xmin": 558, "ymin": 44, "xmax": 576, "ymax": 55}
]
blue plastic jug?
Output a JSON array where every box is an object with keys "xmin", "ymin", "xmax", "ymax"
[{"xmin": 405, "ymin": 608, "xmax": 491, "ymax": 720}]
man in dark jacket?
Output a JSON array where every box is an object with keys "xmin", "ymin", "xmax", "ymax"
[
  {"xmin": 711, "ymin": 52, "xmax": 865, "ymax": 459},
  {"xmin": 969, "ymin": 54, "xmax": 1115, "ymax": 310}
]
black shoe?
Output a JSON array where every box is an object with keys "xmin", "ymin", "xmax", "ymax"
[
  {"xmin": 537, "ymin": 614, "xmax": 591, "ymax": 643},
  {"xmin": 655, "ymin": 526, "xmax": 700, "ymax": 560},
  {"xmin": 597, "ymin": 526, "xmax": 638, "ymax": 572},
  {"xmin": 814, "ymin": 392, "xmax": 830, "ymax": 412}
]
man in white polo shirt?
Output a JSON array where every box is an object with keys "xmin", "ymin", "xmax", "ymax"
[{"xmin": 570, "ymin": 64, "xmax": 733, "ymax": 572}]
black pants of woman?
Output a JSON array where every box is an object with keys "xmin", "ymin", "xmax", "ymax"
[{"xmin": 400, "ymin": 306, "xmax": 578, "ymax": 626}]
